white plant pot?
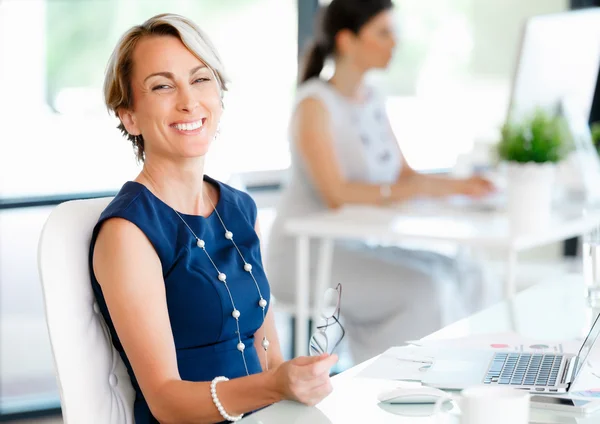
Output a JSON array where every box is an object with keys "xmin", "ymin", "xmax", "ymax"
[{"xmin": 505, "ymin": 162, "xmax": 556, "ymax": 234}]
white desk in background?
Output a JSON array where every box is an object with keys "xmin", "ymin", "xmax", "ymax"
[
  {"xmin": 285, "ymin": 200, "xmax": 600, "ymax": 357},
  {"xmin": 241, "ymin": 276, "xmax": 600, "ymax": 423}
]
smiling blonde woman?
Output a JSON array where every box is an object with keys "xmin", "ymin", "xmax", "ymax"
[{"xmin": 91, "ymin": 13, "xmax": 337, "ymax": 424}]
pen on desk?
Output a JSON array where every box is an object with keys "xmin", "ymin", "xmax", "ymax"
[{"xmin": 396, "ymin": 357, "xmax": 433, "ymax": 364}]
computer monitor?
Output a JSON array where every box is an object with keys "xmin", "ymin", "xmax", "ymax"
[
  {"xmin": 507, "ymin": 9, "xmax": 600, "ymax": 201},
  {"xmin": 508, "ymin": 8, "xmax": 600, "ymax": 123}
]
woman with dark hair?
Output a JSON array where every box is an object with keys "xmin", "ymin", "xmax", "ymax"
[{"xmin": 266, "ymin": 0, "xmax": 494, "ymax": 364}]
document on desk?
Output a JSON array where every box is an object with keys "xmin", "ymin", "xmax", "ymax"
[
  {"xmin": 358, "ymin": 333, "xmax": 587, "ymax": 382},
  {"xmin": 407, "ymin": 332, "xmax": 582, "ymax": 355},
  {"xmin": 356, "ymin": 345, "xmax": 492, "ymax": 381},
  {"xmin": 356, "ymin": 346, "xmax": 433, "ymax": 381}
]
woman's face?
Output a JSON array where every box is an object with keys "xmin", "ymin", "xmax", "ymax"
[
  {"xmin": 343, "ymin": 10, "xmax": 398, "ymax": 70},
  {"xmin": 119, "ymin": 35, "xmax": 222, "ymax": 160}
]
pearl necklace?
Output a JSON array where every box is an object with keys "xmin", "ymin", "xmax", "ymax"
[{"xmin": 172, "ymin": 191, "xmax": 269, "ymax": 375}]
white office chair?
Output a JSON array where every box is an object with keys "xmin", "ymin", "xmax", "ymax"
[{"xmin": 38, "ymin": 198, "xmax": 135, "ymax": 424}]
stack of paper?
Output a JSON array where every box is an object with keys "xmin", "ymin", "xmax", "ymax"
[
  {"xmin": 408, "ymin": 332, "xmax": 582, "ymax": 355},
  {"xmin": 357, "ymin": 332, "xmax": 585, "ymax": 382}
]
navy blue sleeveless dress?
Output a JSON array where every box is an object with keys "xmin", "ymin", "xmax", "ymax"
[{"xmin": 89, "ymin": 175, "xmax": 271, "ymax": 423}]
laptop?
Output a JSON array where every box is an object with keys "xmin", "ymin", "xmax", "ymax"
[{"xmin": 421, "ymin": 313, "xmax": 600, "ymax": 394}]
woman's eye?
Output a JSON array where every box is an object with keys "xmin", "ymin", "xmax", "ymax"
[
  {"xmin": 194, "ymin": 78, "xmax": 211, "ymax": 84},
  {"xmin": 152, "ymin": 85, "xmax": 170, "ymax": 91}
]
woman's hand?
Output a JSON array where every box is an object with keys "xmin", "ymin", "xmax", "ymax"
[
  {"xmin": 271, "ymin": 354, "xmax": 338, "ymax": 406},
  {"xmin": 456, "ymin": 175, "xmax": 496, "ymax": 198}
]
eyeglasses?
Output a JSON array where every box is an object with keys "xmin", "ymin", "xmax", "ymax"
[{"xmin": 309, "ymin": 283, "xmax": 345, "ymax": 356}]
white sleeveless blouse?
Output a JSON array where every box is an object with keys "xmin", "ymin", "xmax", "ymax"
[
  {"xmin": 265, "ymin": 78, "xmax": 403, "ymax": 292},
  {"xmin": 293, "ymin": 78, "xmax": 401, "ymax": 183}
]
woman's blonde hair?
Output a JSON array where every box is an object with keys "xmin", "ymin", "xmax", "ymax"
[{"xmin": 104, "ymin": 13, "xmax": 228, "ymax": 162}]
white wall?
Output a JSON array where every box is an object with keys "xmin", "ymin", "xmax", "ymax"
[{"xmin": 470, "ymin": 0, "xmax": 568, "ymax": 76}]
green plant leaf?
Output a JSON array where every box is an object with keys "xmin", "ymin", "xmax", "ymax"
[
  {"xmin": 591, "ymin": 122, "xmax": 600, "ymax": 156},
  {"xmin": 496, "ymin": 108, "xmax": 570, "ymax": 163}
]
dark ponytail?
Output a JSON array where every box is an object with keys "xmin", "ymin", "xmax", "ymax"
[
  {"xmin": 298, "ymin": 0, "xmax": 393, "ymax": 85},
  {"xmin": 299, "ymin": 41, "xmax": 331, "ymax": 84}
]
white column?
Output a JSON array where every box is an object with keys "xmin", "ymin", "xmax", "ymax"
[
  {"xmin": 0, "ymin": 0, "xmax": 47, "ymax": 113},
  {"xmin": 0, "ymin": 0, "xmax": 47, "ymax": 196}
]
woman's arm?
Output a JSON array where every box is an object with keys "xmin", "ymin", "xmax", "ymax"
[
  {"xmin": 253, "ymin": 219, "xmax": 284, "ymax": 369},
  {"xmin": 294, "ymin": 97, "xmax": 403, "ymax": 208},
  {"xmin": 93, "ymin": 218, "xmax": 283, "ymax": 424},
  {"xmin": 293, "ymin": 98, "xmax": 493, "ymax": 209},
  {"xmin": 395, "ymin": 171, "xmax": 493, "ymax": 198},
  {"xmin": 387, "ymin": 117, "xmax": 494, "ymax": 199}
]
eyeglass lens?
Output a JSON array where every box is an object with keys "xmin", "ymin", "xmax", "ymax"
[{"xmin": 309, "ymin": 284, "xmax": 343, "ymax": 356}]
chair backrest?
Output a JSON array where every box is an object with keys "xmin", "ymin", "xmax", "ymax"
[{"xmin": 38, "ymin": 198, "xmax": 135, "ymax": 424}]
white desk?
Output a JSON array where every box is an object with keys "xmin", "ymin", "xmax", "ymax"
[
  {"xmin": 241, "ymin": 276, "xmax": 600, "ymax": 423},
  {"xmin": 285, "ymin": 201, "xmax": 600, "ymax": 356}
]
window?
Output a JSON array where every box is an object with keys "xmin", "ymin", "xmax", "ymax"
[
  {"xmin": 379, "ymin": 0, "xmax": 569, "ymax": 171},
  {"xmin": 0, "ymin": 0, "xmax": 297, "ymax": 416},
  {"xmin": 0, "ymin": 0, "xmax": 297, "ymax": 199},
  {"xmin": 319, "ymin": 0, "xmax": 568, "ymax": 171}
]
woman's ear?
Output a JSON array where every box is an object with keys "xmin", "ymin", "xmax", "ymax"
[
  {"xmin": 117, "ymin": 108, "xmax": 140, "ymax": 136},
  {"xmin": 335, "ymin": 29, "xmax": 356, "ymax": 57}
]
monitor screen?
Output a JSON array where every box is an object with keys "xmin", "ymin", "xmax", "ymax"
[
  {"xmin": 575, "ymin": 312, "xmax": 600, "ymax": 379},
  {"xmin": 508, "ymin": 9, "xmax": 600, "ymax": 122}
]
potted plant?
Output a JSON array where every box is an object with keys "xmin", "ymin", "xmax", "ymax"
[
  {"xmin": 592, "ymin": 122, "xmax": 600, "ymax": 155},
  {"xmin": 496, "ymin": 109, "xmax": 569, "ymax": 232}
]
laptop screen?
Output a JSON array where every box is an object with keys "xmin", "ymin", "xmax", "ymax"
[{"xmin": 574, "ymin": 312, "xmax": 600, "ymax": 380}]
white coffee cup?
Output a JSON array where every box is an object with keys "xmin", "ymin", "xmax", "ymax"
[{"xmin": 433, "ymin": 386, "xmax": 530, "ymax": 424}]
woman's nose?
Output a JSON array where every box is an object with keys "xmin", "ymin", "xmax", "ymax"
[{"xmin": 177, "ymin": 87, "xmax": 199, "ymax": 112}]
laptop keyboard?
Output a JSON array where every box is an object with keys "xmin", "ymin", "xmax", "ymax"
[{"xmin": 483, "ymin": 353, "xmax": 563, "ymax": 386}]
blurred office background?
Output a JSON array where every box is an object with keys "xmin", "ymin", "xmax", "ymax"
[{"xmin": 1, "ymin": 0, "xmax": 599, "ymax": 421}]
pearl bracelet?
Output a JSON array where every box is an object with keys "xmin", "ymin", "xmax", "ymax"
[
  {"xmin": 210, "ymin": 376, "xmax": 243, "ymax": 422},
  {"xmin": 380, "ymin": 183, "xmax": 392, "ymax": 201}
]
